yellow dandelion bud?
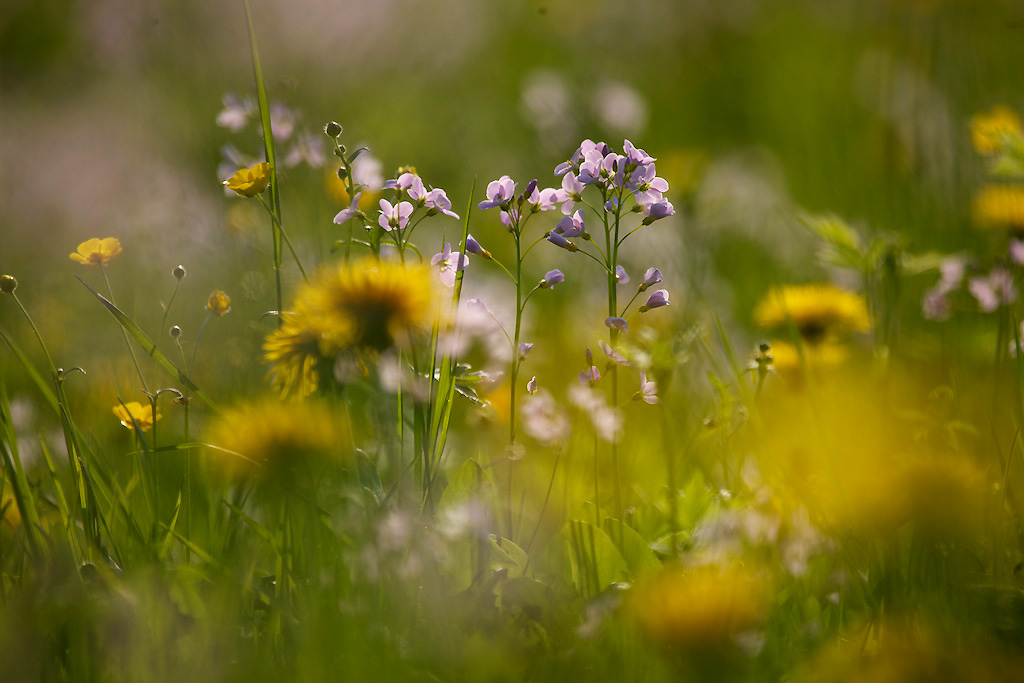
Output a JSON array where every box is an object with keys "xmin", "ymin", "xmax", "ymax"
[
  {"xmin": 206, "ymin": 290, "xmax": 231, "ymax": 316},
  {"xmin": 223, "ymin": 161, "xmax": 272, "ymax": 198},
  {"xmin": 972, "ymin": 184, "xmax": 1024, "ymax": 230},
  {"xmin": 113, "ymin": 401, "xmax": 160, "ymax": 432},
  {"xmin": 69, "ymin": 237, "xmax": 122, "ymax": 266},
  {"xmin": 970, "ymin": 105, "xmax": 1021, "ymax": 156}
]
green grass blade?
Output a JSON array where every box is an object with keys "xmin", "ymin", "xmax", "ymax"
[
  {"xmin": 0, "ymin": 328, "xmax": 58, "ymax": 412},
  {"xmin": 429, "ymin": 182, "xmax": 475, "ymax": 468},
  {"xmin": 76, "ymin": 277, "xmax": 220, "ymax": 414},
  {"xmin": 0, "ymin": 380, "xmax": 47, "ymax": 557}
]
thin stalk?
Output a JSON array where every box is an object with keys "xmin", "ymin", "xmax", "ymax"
[{"xmin": 100, "ymin": 263, "xmax": 149, "ymax": 393}]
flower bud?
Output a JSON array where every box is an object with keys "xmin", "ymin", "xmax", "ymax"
[
  {"xmin": 546, "ymin": 232, "xmax": 578, "ymax": 252},
  {"xmin": 540, "ymin": 269, "xmax": 564, "ymax": 289},
  {"xmin": 336, "ymin": 166, "xmax": 349, "ymax": 180},
  {"xmin": 206, "ymin": 290, "xmax": 231, "ymax": 316},
  {"xmin": 169, "ymin": 325, "xmax": 182, "ymax": 338},
  {"xmin": 324, "ymin": 121, "xmax": 343, "ymax": 138},
  {"xmin": 465, "ymin": 234, "xmax": 492, "ymax": 260},
  {"xmin": 640, "ymin": 267, "xmax": 663, "ymax": 292},
  {"xmin": 605, "ymin": 316, "xmax": 629, "ymax": 334},
  {"xmin": 0, "ymin": 274, "xmax": 17, "ymax": 294},
  {"xmin": 639, "ymin": 289, "xmax": 670, "ymax": 312},
  {"xmin": 526, "ymin": 376, "xmax": 538, "ymax": 394},
  {"xmin": 172, "ymin": 264, "xmax": 186, "ymax": 280}
]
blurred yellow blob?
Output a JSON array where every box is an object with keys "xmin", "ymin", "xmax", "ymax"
[
  {"xmin": 755, "ymin": 284, "xmax": 869, "ymax": 344},
  {"xmin": 325, "ymin": 166, "xmax": 379, "ymax": 210},
  {"xmin": 797, "ymin": 621, "xmax": 1024, "ymax": 683},
  {"xmin": 767, "ymin": 339, "xmax": 849, "ymax": 374},
  {"xmin": 629, "ymin": 563, "xmax": 768, "ymax": 652},
  {"xmin": 972, "ymin": 184, "xmax": 1024, "ymax": 230},
  {"xmin": 223, "ymin": 162, "xmax": 271, "ymax": 198},
  {"xmin": 205, "ymin": 398, "xmax": 349, "ymax": 490},
  {"xmin": 757, "ymin": 375, "xmax": 989, "ymax": 540},
  {"xmin": 970, "ymin": 105, "xmax": 1021, "ymax": 156},
  {"xmin": 69, "ymin": 237, "xmax": 122, "ymax": 266},
  {"xmin": 112, "ymin": 401, "xmax": 160, "ymax": 432}
]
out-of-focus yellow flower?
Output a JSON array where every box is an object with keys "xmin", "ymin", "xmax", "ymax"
[
  {"xmin": 205, "ymin": 398, "xmax": 349, "ymax": 489},
  {"xmin": 263, "ymin": 305, "xmax": 323, "ymax": 399},
  {"xmin": 113, "ymin": 401, "xmax": 160, "ymax": 432},
  {"xmin": 263, "ymin": 259, "xmax": 435, "ymax": 397},
  {"xmin": 223, "ymin": 162, "xmax": 272, "ymax": 198},
  {"xmin": 797, "ymin": 621, "xmax": 1024, "ymax": 683},
  {"xmin": 972, "ymin": 184, "xmax": 1024, "ymax": 230},
  {"xmin": 307, "ymin": 259, "xmax": 435, "ymax": 353},
  {"xmin": 768, "ymin": 339, "xmax": 849, "ymax": 373},
  {"xmin": 971, "ymin": 105, "xmax": 1021, "ymax": 156},
  {"xmin": 206, "ymin": 290, "xmax": 231, "ymax": 316},
  {"xmin": 755, "ymin": 284, "xmax": 869, "ymax": 344},
  {"xmin": 69, "ymin": 237, "xmax": 122, "ymax": 266},
  {"xmin": 1, "ymin": 486, "xmax": 22, "ymax": 533},
  {"xmin": 629, "ymin": 563, "xmax": 768, "ymax": 652}
]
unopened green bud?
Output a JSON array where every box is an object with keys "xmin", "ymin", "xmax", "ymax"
[
  {"xmin": 169, "ymin": 325, "xmax": 182, "ymax": 338},
  {"xmin": 0, "ymin": 274, "xmax": 17, "ymax": 293},
  {"xmin": 172, "ymin": 265, "xmax": 186, "ymax": 280},
  {"xmin": 324, "ymin": 121, "xmax": 343, "ymax": 138}
]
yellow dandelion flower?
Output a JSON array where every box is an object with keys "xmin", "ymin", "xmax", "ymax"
[
  {"xmin": 754, "ymin": 284, "xmax": 869, "ymax": 343},
  {"xmin": 69, "ymin": 237, "xmax": 122, "ymax": 266},
  {"xmin": 629, "ymin": 564, "xmax": 768, "ymax": 652},
  {"xmin": 972, "ymin": 184, "xmax": 1024, "ymax": 230},
  {"xmin": 970, "ymin": 105, "xmax": 1021, "ymax": 156},
  {"xmin": 263, "ymin": 306, "xmax": 323, "ymax": 399},
  {"xmin": 300, "ymin": 258, "xmax": 435, "ymax": 354},
  {"xmin": 263, "ymin": 259, "xmax": 436, "ymax": 397},
  {"xmin": 204, "ymin": 398, "xmax": 349, "ymax": 490},
  {"xmin": 223, "ymin": 162, "xmax": 272, "ymax": 198},
  {"xmin": 768, "ymin": 339, "xmax": 850, "ymax": 373},
  {"xmin": 206, "ymin": 289, "xmax": 231, "ymax": 316},
  {"xmin": 113, "ymin": 401, "xmax": 160, "ymax": 432}
]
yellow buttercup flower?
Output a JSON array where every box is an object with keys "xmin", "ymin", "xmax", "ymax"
[
  {"xmin": 206, "ymin": 290, "xmax": 231, "ymax": 316},
  {"xmin": 69, "ymin": 237, "xmax": 122, "ymax": 266},
  {"xmin": 972, "ymin": 184, "xmax": 1024, "ymax": 230},
  {"xmin": 223, "ymin": 162, "xmax": 272, "ymax": 198},
  {"xmin": 970, "ymin": 105, "xmax": 1021, "ymax": 156},
  {"xmin": 113, "ymin": 401, "xmax": 160, "ymax": 432},
  {"xmin": 755, "ymin": 284, "xmax": 869, "ymax": 344}
]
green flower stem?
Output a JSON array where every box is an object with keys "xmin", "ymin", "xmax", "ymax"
[
  {"xmin": 256, "ymin": 194, "xmax": 308, "ymax": 282},
  {"xmin": 160, "ymin": 278, "xmax": 182, "ymax": 337}
]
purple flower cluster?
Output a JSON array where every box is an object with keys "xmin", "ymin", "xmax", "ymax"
[{"xmin": 553, "ymin": 139, "xmax": 674, "ymax": 222}]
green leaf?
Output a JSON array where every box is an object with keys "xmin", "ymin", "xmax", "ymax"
[
  {"xmin": 564, "ymin": 519, "xmax": 628, "ymax": 599},
  {"xmin": 602, "ymin": 519, "xmax": 661, "ymax": 578},
  {"xmin": 439, "ymin": 458, "xmax": 494, "ymax": 511}
]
